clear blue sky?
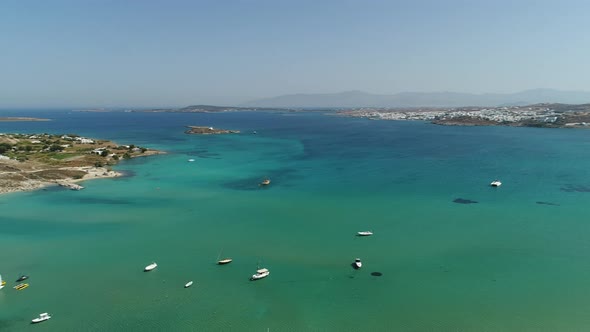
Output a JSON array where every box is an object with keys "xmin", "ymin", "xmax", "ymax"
[{"xmin": 1, "ymin": 0, "xmax": 589, "ymax": 108}]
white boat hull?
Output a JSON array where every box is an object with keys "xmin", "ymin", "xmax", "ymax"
[
  {"xmin": 184, "ymin": 281, "xmax": 193, "ymax": 288},
  {"xmin": 251, "ymin": 271, "xmax": 270, "ymax": 280},
  {"xmin": 353, "ymin": 258, "xmax": 362, "ymax": 269},
  {"xmin": 217, "ymin": 259, "xmax": 233, "ymax": 265},
  {"xmin": 31, "ymin": 313, "xmax": 51, "ymax": 324},
  {"xmin": 144, "ymin": 263, "xmax": 158, "ymax": 271}
]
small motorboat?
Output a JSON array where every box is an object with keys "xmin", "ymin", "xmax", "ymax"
[
  {"xmin": 353, "ymin": 258, "xmax": 362, "ymax": 269},
  {"xmin": 250, "ymin": 268, "xmax": 270, "ymax": 280},
  {"xmin": 184, "ymin": 281, "xmax": 194, "ymax": 288},
  {"xmin": 260, "ymin": 178, "xmax": 271, "ymax": 186},
  {"xmin": 357, "ymin": 231, "xmax": 373, "ymax": 236},
  {"xmin": 0, "ymin": 274, "xmax": 5, "ymax": 289},
  {"xmin": 217, "ymin": 258, "xmax": 233, "ymax": 265},
  {"xmin": 144, "ymin": 262, "xmax": 158, "ymax": 272},
  {"xmin": 14, "ymin": 283, "xmax": 29, "ymax": 291},
  {"xmin": 31, "ymin": 313, "xmax": 51, "ymax": 324},
  {"xmin": 16, "ymin": 275, "xmax": 29, "ymax": 282},
  {"xmin": 188, "ymin": 159, "xmax": 195, "ymax": 162},
  {"xmin": 490, "ymin": 180, "xmax": 502, "ymax": 187}
]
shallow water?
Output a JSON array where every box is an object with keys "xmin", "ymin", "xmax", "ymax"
[{"xmin": 1, "ymin": 110, "xmax": 590, "ymax": 331}]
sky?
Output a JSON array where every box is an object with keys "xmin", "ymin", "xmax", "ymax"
[{"xmin": 1, "ymin": 0, "xmax": 590, "ymax": 108}]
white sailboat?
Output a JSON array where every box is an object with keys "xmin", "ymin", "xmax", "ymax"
[
  {"xmin": 216, "ymin": 248, "xmax": 233, "ymax": 265},
  {"xmin": 144, "ymin": 262, "xmax": 157, "ymax": 272}
]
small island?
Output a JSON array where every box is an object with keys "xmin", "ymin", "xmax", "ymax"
[
  {"xmin": 0, "ymin": 117, "xmax": 51, "ymax": 122},
  {"xmin": 185, "ymin": 126, "xmax": 240, "ymax": 135},
  {"xmin": 0, "ymin": 133, "xmax": 163, "ymax": 195}
]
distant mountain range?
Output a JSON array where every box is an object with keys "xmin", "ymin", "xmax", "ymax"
[{"xmin": 241, "ymin": 89, "xmax": 590, "ymax": 108}]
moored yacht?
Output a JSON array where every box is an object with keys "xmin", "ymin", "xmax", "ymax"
[
  {"xmin": 0, "ymin": 274, "xmax": 5, "ymax": 289},
  {"xmin": 217, "ymin": 258, "xmax": 233, "ymax": 265},
  {"xmin": 357, "ymin": 231, "xmax": 373, "ymax": 236},
  {"xmin": 144, "ymin": 262, "xmax": 158, "ymax": 272},
  {"xmin": 31, "ymin": 313, "xmax": 51, "ymax": 324},
  {"xmin": 16, "ymin": 275, "xmax": 29, "ymax": 282},
  {"xmin": 490, "ymin": 180, "xmax": 502, "ymax": 187},
  {"xmin": 250, "ymin": 268, "xmax": 270, "ymax": 280},
  {"xmin": 260, "ymin": 178, "xmax": 271, "ymax": 186},
  {"xmin": 184, "ymin": 281, "xmax": 194, "ymax": 288},
  {"xmin": 353, "ymin": 258, "xmax": 362, "ymax": 269}
]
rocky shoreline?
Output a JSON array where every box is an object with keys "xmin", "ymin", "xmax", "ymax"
[{"xmin": 0, "ymin": 164, "xmax": 122, "ymax": 195}]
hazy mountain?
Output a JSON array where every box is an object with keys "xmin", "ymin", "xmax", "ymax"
[{"xmin": 242, "ymin": 89, "xmax": 590, "ymax": 108}]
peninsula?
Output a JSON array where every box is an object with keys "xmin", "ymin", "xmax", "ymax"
[
  {"xmin": 131, "ymin": 104, "xmax": 293, "ymax": 113},
  {"xmin": 0, "ymin": 133, "xmax": 163, "ymax": 195},
  {"xmin": 338, "ymin": 103, "xmax": 590, "ymax": 128},
  {"xmin": 185, "ymin": 126, "xmax": 240, "ymax": 135}
]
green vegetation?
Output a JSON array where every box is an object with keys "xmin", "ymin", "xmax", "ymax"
[
  {"xmin": 0, "ymin": 133, "xmax": 157, "ymax": 167},
  {"xmin": 0, "ymin": 142, "xmax": 12, "ymax": 154},
  {"xmin": 49, "ymin": 144, "xmax": 64, "ymax": 152},
  {"xmin": 46, "ymin": 152, "xmax": 79, "ymax": 160}
]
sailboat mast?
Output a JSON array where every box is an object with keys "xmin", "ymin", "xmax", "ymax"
[{"xmin": 216, "ymin": 247, "xmax": 223, "ymax": 262}]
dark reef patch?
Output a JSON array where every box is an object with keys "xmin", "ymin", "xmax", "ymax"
[
  {"xmin": 75, "ymin": 197, "xmax": 132, "ymax": 205},
  {"xmin": 560, "ymin": 184, "xmax": 590, "ymax": 193},
  {"xmin": 370, "ymin": 272, "xmax": 383, "ymax": 277},
  {"xmin": 453, "ymin": 198, "xmax": 478, "ymax": 204},
  {"xmin": 187, "ymin": 149, "xmax": 221, "ymax": 159},
  {"xmin": 536, "ymin": 201, "xmax": 560, "ymax": 206}
]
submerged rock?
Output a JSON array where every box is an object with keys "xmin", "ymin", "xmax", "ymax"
[
  {"xmin": 560, "ymin": 184, "xmax": 590, "ymax": 193},
  {"xmin": 453, "ymin": 198, "xmax": 478, "ymax": 204},
  {"xmin": 536, "ymin": 201, "xmax": 560, "ymax": 206}
]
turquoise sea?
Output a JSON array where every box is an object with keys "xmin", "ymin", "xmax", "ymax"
[{"xmin": 1, "ymin": 110, "xmax": 590, "ymax": 331}]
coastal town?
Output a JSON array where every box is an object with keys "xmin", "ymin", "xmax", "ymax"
[{"xmin": 337, "ymin": 103, "xmax": 590, "ymax": 128}]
